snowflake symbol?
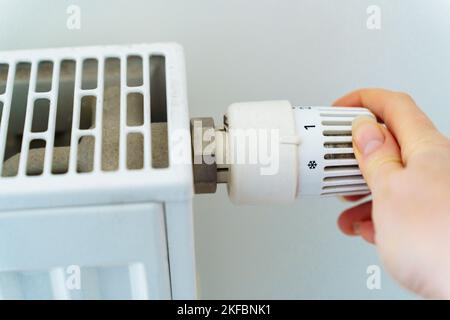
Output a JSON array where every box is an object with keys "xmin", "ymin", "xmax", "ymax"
[{"xmin": 308, "ymin": 160, "xmax": 317, "ymax": 169}]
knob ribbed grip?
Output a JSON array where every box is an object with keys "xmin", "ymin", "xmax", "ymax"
[{"xmin": 293, "ymin": 106, "xmax": 374, "ymax": 196}]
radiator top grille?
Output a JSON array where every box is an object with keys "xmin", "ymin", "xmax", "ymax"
[
  {"xmin": 0, "ymin": 44, "xmax": 192, "ymax": 211},
  {"xmin": 0, "ymin": 46, "xmax": 172, "ymax": 177}
]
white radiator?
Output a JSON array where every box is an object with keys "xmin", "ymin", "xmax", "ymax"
[{"xmin": 0, "ymin": 43, "xmax": 196, "ymax": 299}]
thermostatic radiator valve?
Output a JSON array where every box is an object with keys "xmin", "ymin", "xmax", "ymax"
[{"xmin": 191, "ymin": 101, "xmax": 374, "ymax": 205}]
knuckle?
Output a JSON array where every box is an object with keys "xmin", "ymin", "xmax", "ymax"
[
  {"xmin": 370, "ymin": 154, "xmax": 402, "ymax": 170},
  {"xmin": 443, "ymin": 137, "xmax": 450, "ymax": 150},
  {"xmin": 403, "ymin": 135, "xmax": 433, "ymax": 158},
  {"xmin": 366, "ymin": 154, "xmax": 402, "ymax": 188},
  {"xmin": 405, "ymin": 132, "xmax": 447, "ymax": 159},
  {"xmin": 395, "ymin": 91, "xmax": 415, "ymax": 104}
]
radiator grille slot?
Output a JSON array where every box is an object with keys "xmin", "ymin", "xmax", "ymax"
[
  {"xmin": 0, "ymin": 63, "xmax": 8, "ymax": 94},
  {"xmin": 0, "ymin": 48, "xmax": 170, "ymax": 178},
  {"xmin": 36, "ymin": 61, "xmax": 53, "ymax": 92}
]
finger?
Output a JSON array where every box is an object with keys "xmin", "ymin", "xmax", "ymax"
[
  {"xmin": 333, "ymin": 88, "xmax": 439, "ymax": 162},
  {"xmin": 358, "ymin": 220, "xmax": 375, "ymax": 244},
  {"xmin": 352, "ymin": 116, "xmax": 403, "ymax": 190},
  {"xmin": 341, "ymin": 194, "xmax": 370, "ymax": 202},
  {"xmin": 338, "ymin": 201, "xmax": 372, "ymax": 236}
]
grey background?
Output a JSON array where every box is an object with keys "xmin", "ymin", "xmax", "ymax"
[{"xmin": 2, "ymin": 0, "xmax": 449, "ymax": 299}]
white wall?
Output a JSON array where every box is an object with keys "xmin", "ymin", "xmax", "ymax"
[{"xmin": 2, "ymin": 0, "xmax": 449, "ymax": 299}]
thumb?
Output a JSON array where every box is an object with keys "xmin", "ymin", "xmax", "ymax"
[{"xmin": 352, "ymin": 116, "xmax": 403, "ymax": 191}]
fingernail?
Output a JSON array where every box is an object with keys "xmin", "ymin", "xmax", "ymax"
[
  {"xmin": 352, "ymin": 116, "xmax": 385, "ymax": 156},
  {"xmin": 352, "ymin": 222, "xmax": 361, "ymax": 235}
]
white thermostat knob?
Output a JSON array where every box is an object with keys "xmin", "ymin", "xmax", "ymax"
[
  {"xmin": 293, "ymin": 106, "xmax": 373, "ymax": 197},
  {"xmin": 191, "ymin": 101, "xmax": 375, "ymax": 205}
]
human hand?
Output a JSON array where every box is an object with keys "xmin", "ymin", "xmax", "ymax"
[{"xmin": 334, "ymin": 88, "xmax": 450, "ymax": 299}]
